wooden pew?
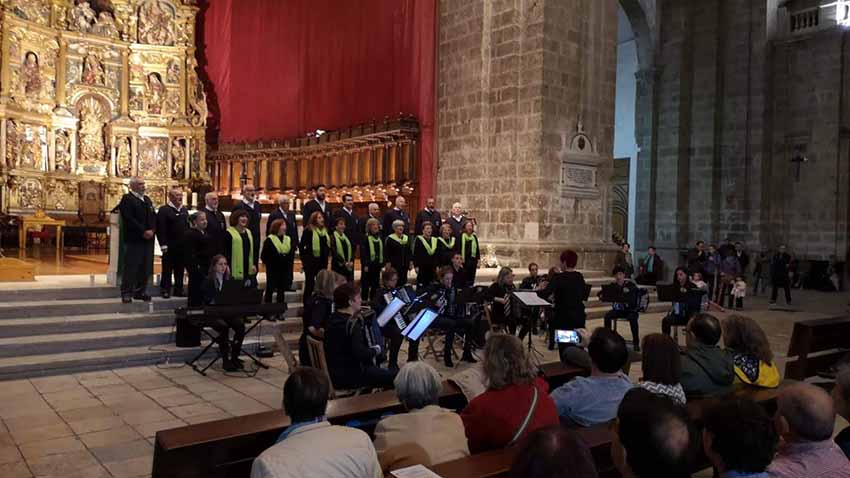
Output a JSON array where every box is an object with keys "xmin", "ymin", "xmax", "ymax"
[
  {"xmin": 427, "ymin": 384, "xmax": 782, "ymax": 478},
  {"xmin": 784, "ymin": 316, "xmax": 850, "ymax": 380},
  {"xmin": 152, "ymin": 361, "xmax": 586, "ymax": 478}
]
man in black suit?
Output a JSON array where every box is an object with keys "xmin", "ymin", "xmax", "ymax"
[
  {"xmin": 231, "ymin": 183, "xmax": 261, "ymax": 267},
  {"xmin": 118, "ymin": 177, "xmax": 156, "ymax": 303},
  {"xmin": 267, "ymin": 193, "xmax": 299, "ymax": 291},
  {"xmin": 333, "ymin": 193, "xmax": 361, "ymax": 248},
  {"xmin": 202, "ymin": 192, "xmax": 227, "ymax": 256},
  {"xmin": 382, "ymin": 196, "xmax": 409, "ymax": 237},
  {"xmin": 301, "ymin": 184, "xmax": 329, "ymax": 226},
  {"xmin": 445, "ymin": 202, "xmax": 467, "ymax": 237},
  {"xmin": 734, "ymin": 241, "xmax": 750, "ymax": 272},
  {"xmin": 156, "ymin": 188, "xmax": 189, "ymax": 298},
  {"xmin": 361, "ymin": 202, "xmax": 382, "ymax": 237},
  {"xmin": 414, "ymin": 197, "xmax": 442, "ymax": 236}
]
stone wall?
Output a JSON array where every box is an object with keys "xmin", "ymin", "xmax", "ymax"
[{"xmin": 436, "ymin": 0, "xmax": 619, "ymax": 270}]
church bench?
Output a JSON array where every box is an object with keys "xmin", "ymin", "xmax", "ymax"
[
  {"xmin": 426, "ymin": 384, "xmax": 781, "ymax": 478},
  {"xmin": 784, "ymin": 316, "xmax": 850, "ymax": 380},
  {"xmin": 152, "ymin": 361, "xmax": 586, "ymax": 478}
]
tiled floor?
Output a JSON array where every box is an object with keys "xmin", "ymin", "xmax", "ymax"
[{"xmin": 0, "ymin": 288, "xmax": 848, "ymax": 477}]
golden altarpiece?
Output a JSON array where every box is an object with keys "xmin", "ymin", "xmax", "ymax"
[{"xmin": 0, "ymin": 0, "xmax": 207, "ymax": 218}]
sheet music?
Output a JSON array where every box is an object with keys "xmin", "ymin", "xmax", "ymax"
[
  {"xmin": 391, "ymin": 465, "xmax": 443, "ymax": 478},
  {"xmin": 512, "ymin": 291, "xmax": 551, "ymax": 307}
]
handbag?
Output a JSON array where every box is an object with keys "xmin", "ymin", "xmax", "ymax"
[{"xmin": 508, "ymin": 384, "xmax": 539, "ymax": 446}]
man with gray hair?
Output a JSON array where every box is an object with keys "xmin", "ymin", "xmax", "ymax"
[
  {"xmin": 373, "ymin": 362, "xmax": 469, "ymax": 472},
  {"xmin": 382, "ymin": 196, "xmax": 409, "ymax": 238},
  {"xmin": 203, "ymin": 192, "xmax": 226, "ymax": 255},
  {"xmin": 156, "ymin": 188, "xmax": 189, "ymax": 298},
  {"xmin": 446, "ymin": 202, "xmax": 467, "ymax": 237},
  {"xmin": 769, "ymin": 382, "xmax": 850, "ymax": 477},
  {"xmin": 117, "ymin": 177, "xmax": 156, "ymax": 303}
]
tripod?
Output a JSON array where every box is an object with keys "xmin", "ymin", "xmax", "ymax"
[{"xmin": 512, "ymin": 291, "xmax": 551, "ymax": 366}]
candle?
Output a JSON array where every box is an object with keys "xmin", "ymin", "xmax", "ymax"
[{"xmin": 191, "ymin": 192, "xmax": 198, "ymax": 206}]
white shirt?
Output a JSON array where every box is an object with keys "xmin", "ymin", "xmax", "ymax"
[
  {"xmin": 131, "ymin": 191, "xmax": 145, "ymax": 201},
  {"xmin": 205, "ymin": 206, "xmax": 218, "ymax": 213},
  {"xmin": 317, "ymin": 200, "xmax": 327, "ymax": 212},
  {"xmin": 452, "ymin": 215, "xmax": 463, "ymax": 222},
  {"xmin": 167, "ymin": 200, "xmax": 180, "ymax": 212},
  {"xmin": 343, "ymin": 207, "xmax": 353, "ymax": 216},
  {"xmin": 242, "ymin": 198, "xmax": 256, "ymax": 208}
]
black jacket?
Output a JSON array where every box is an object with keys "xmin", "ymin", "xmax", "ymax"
[
  {"xmin": 537, "ymin": 270, "xmax": 587, "ymax": 329},
  {"xmin": 412, "ymin": 236, "xmax": 439, "ymax": 276},
  {"xmin": 435, "ymin": 237, "xmax": 458, "ymax": 266},
  {"xmin": 299, "ymin": 227, "xmax": 330, "ymax": 271},
  {"xmin": 445, "ymin": 216, "xmax": 467, "ymax": 237},
  {"xmin": 324, "ymin": 311, "xmax": 383, "ymax": 389},
  {"xmin": 231, "ymin": 200, "xmax": 262, "ymax": 250},
  {"xmin": 186, "ymin": 228, "xmax": 214, "ymax": 273},
  {"xmin": 202, "ymin": 207, "xmax": 227, "ymax": 256},
  {"xmin": 302, "ymin": 199, "xmax": 329, "ymax": 226},
  {"xmin": 382, "ymin": 208, "xmax": 410, "ymax": 237},
  {"xmin": 261, "ymin": 235, "xmax": 295, "ymax": 276},
  {"xmin": 118, "ymin": 193, "xmax": 156, "ymax": 243},
  {"xmin": 333, "ymin": 208, "xmax": 362, "ymax": 246},
  {"xmin": 155, "ymin": 205, "xmax": 189, "ymax": 252},
  {"xmin": 361, "ymin": 233, "xmax": 385, "ymax": 269},
  {"xmin": 384, "ymin": 235, "xmax": 412, "ymax": 274},
  {"xmin": 266, "ymin": 207, "xmax": 299, "ymax": 247},
  {"xmin": 414, "ymin": 208, "xmax": 442, "ymax": 236}
]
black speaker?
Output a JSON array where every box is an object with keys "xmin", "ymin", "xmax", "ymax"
[{"xmin": 175, "ymin": 308, "xmax": 202, "ymax": 347}]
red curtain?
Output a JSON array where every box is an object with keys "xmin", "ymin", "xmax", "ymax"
[{"xmin": 198, "ymin": 0, "xmax": 436, "ymax": 201}]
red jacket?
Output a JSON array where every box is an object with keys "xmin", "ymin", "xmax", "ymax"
[{"xmin": 460, "ymin": 377, "xmax": 560, "ymax": 454}]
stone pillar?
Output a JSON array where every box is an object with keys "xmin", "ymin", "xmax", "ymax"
[
  {"xmin": 436, "ymin": 0, "xmax": 620, "ymax": 269},
  {"xmin": 633, "ymin": 66, "xmax": 661, "ymax": 255}
]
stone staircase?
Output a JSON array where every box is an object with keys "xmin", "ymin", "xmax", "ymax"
[{"xmin": 0, "ymin": 270, "xmax": 667, "ymax": 381}]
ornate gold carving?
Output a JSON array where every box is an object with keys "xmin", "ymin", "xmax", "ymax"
[
  {"xmin": 138, "ymin": 136, "xmax": 168, "ymax": 177},
  {"xmin": 186, "ymin": 57, "xmax": 207, "ymax": 127},
  {"xmin": 8, "ymin": 0, "xmax": 50, "ymax": 25},
  {"xmin": 82, "ymin": 53, "xmax": 105, "ymax": 86},
  {"xmin": 145, "ymin": 72, "xmax": 165, "ymax": 114},
  {"xmin": 18, "ymin": 125, "xmax": 46, "ymax": 171},
  {"xmin": 17, "ymin": 177, "xmax": 44, "ymax": 209},
  {"xmin": 171, "ymin": 138, "xmax": 185, "ymax": 179},
  {"xmin": 91, "ymin": 12, "xmax": 121, "ymax": 39},
  {"xmin": 45, "ymin": 178, "xmax": 77, "ymax": 210},
  {"xmin": 166, "ymin": 59, "xmax": 180, "ymax": 84},
  {"xmin": 54, "ymin": 130, "xmax": 72, "ymax": 173},
  {"xmin": 68, "ymin": 1, "xmax": 97, "ymax": 33},
  {"xmin": 138, "ymin": 0, "xmax": 176, "ymax": 46},
  {"xmin": 115, "ymin": 136, "xmax": 132, "ymax": 177},
  {"xmin": 22, "ymin": 51, "xmax": 42, "ymax": 96},
  {"xmin": 76, "ymin": 95, "xmax": 108, "ymax": 173}
]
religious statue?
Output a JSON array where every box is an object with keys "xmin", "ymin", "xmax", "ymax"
[
  {"xmin": 22, "ymin": 52, "xmax": 41, "ymax": 96},
  {"xmin": 19, "ymin": 127, "xmax": 44, "ymax": 170},
  {"xmin": 78, "ymin": 98, "xmax": 106, "ymax": 166},
  {"xmin": 69, "ymin": 1, "xmax": 97, "ymax": 33},
  {"xmin": 138, "ymin": 137, "xmax": 168, "ymax": 177},
  {"xmin": 115, "ymin": 137, "xmax": 132, "ymax": 177},
  {"xmin": 91, "ymin": 11, "xmax": 120, "ymax": 39},
  {"xmin": 186, "ymin": 60, "xmax": 208, "ymax": 127},
  {"xmin": 171, "ymin": 139, "xmax": 185, "ymax": 179},
  {"xmin": 5, "ymin": 121, "xmax": 19, "ymax": 169},
  {"xmin": 82, "ymin": 54, "xmax": 105, "ymax": 85},
  {"xmin": 54, "ymin": 130, "xmax": 71, "ymax": 172},
  {"xmin": 19, "ymin": 179, "xmax": 43, "ymax": 209},
  {"xmin": 128, "ymin": 87, "xmax": 143, "ymax": 111},
  {"xmin": 10, "ymin": 0, "xmax": 49, "ymax": 24},
  {"xmin": 166, "ymin": 60, "xmax": 180, "ymax": 84},
  {"xmin": 145, "ymin": 73, "xmax": 165, "ymax": 114},
  {"xmin": 138, "ymin": 0, "xmax": 175, "ymax": 46}
]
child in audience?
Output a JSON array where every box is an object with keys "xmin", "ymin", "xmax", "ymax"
[
  {"xmin": 731, "ymin": 276, "xmax": 746, "ymax": 310},
  {"xmin": 692, "ymin": 272, "xmax": 709, "ymax": 311}
]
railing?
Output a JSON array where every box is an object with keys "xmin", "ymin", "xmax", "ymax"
[{"xmin": 790, "ymin": 7, "xmax": 820, "ymax": 33}]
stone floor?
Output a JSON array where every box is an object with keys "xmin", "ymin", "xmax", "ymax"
[{"xmin": 0, "ymin": 288, "xmax": 848, "ymax": 477}]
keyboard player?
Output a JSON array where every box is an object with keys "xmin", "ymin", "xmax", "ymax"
[{"xmin": 202, "ymin": 255, "xmax": 247, "ymax": 372}]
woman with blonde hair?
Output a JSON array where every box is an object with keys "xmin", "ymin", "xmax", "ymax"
[
  {"xmin": 460, "ymin": 334, "xmax": 559, "ymax": 453},
  {"xmin": 298, "ymin": 269, "xmax": 341, "ymax": 367},
  {"xmin": 722, "ymin": 315, "xmax": 780, "ymax": 388}
]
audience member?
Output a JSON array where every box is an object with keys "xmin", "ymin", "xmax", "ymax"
[
  {"xmin": 298, "ymin": 211, "xmax": 330, "ymax": 302},
  {"xmin": 721, "ymin": 315, "xmax": 780, "ymax": 388},
  {"xmin": 231, "ymin": 184, "xmax": 262, "ymax": 268},
  {"xmin": 324, "ymin": 283, "xmax": 396, "ymax": 390},
  {"xmin": 412, "ymin": 222, "xmax": 439, "ymax": 286},
  {"xmin": 301, "ymin": 184, "xmax": 329, "ymax": 226},
  {"xmin": 638, "ymin": 333, "xmax": 686, "ymax": 404},
  {"xmin": 770, "ymin": 245, "xmax": 793, "ymax": 306},
  {"xmin": 251, "ymin": 367, "xmax": 381, "ymax": 478},
  {"xmin": 680, "ymin": 313, "xmax": 734, "ymax": 396},
  {"xmin": 267, "ymin": 194, "xmax": 298, "ymax": 291},
  {"xmin": 223, "ymin": 209, "xmax": 257, "ymax": 286},
  {"xmin": 752, "ymin": 250, "xmax": 771, "ymax": 296},
  {"xmin": 550, "ymin": 328, "xmax": 633, "ymax": 426},
  {"xmin": 118, "ymin": 177, "xmax": 156, "ymax": 303},
  {"xmin": 661, "ymin": 267, "xmax": 702, "ymax": 336},
  {"xmin": 537, "ymin": 250, "xmax": 588, "ymax": 351},
  {"xmin": 186, "ymin": 211, "xmax": 213, "ymax": 308},
  {"xmin": 636, "ymin": 246, "xmax": 663, "ymax": 285},
  {"xmin": 360, "ymin": 218, "xmax": 383, "ymax": 302},
  {"xmin": 559, "ymin": 328, "xmax": 592, "ymax": 370},
  {"xmin": 330, "ymin": 216, "xmax": 354, "ymax": 282},
  {"xmin": 446, "ymin": 202, "xmax": 467, "ymax": 237},
  {"xmin": 509, "ymin": 426, "xmax": 598, "ymax": 478},
  {"xmin": 156, "ymin": 187, "xmax": 189, "ymax": 298},
  {"xmin": 460, "ymin": 334, "xmax": 559, "ymax": 453},
  {"xmin": 702, "ymin": 398, "xmax": 778, "ymax": 478},
  {"xmin": 769, "ymin": 382, "xmax": 850, "ymax": 478},
  {"xmin": 718, "ymin": 237, "xmax": 736, "ymax": 259},
  {"xmin": 601, "ymin": 266, "xmax": 642, "ymax": 351},
  {"xmin": 298, "ymin": 270, "xmax": 336, "ymax": 367},
  {"xmin": 382, "ymin": 196, "xmax": 410, "ymax": 237},
  {"xmin": 373, "ymin": 362, "xmax": 469, "ymax": 472},
  {"xmin": 612, "ymin": 388, "xmax": 691, "ymax": 478},
  {"xmin": 615, "ymin": 242, "xmax": 635, "ymax": 278},
  {"xmin": 734, "ymin": 241, "xmax": 750, "ymax": 272},
  {"xmin": 718, "ymin": 253, "xmax": 741, "ymax": 308},
  {"xmin": 262, "ymin": 219, "xmax": 295, "ymax": 305},
  {"xmin": 460, "ymin": 220, "xmax": 480, "ymax": 286},
  {"xmin": 414, "ymin": 197, "xmax": 442, "ymax": 236},
  {"xmin": 687, "ymin": 240, "xmax": 708, "ymax": 276},
  {"xmin": 731, "ymin": 275, "xmax": 747, "ymax": 310},
  {"xmin": 385, "ymin": 220, "xmax": 413, "ymax": 286},
  {"xmin": 436, "ymin": 223, "xmax": 458, "ymax": 266},
  {"xmin": 833, "ymin": 368, "xmax": 850, "ymax": 459}
]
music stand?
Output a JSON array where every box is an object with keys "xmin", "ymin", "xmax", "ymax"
[
  {"xmin": 401, "ymin": 308, "xmax": 441, "ymax": 341},
  {"xmin": 599, "ymin": 284, "xmax": 628, "ymax": 303},
  {"xmin": 512, "ymin": 291, "xmax": 552, "ymax": 364}
]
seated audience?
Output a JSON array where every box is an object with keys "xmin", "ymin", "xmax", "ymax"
[
  {"xmin": 559, "ymin": 328, "xmax": 592, "ymax": 370},
  {"xmin": 550, "ymin": 328, "xmax": 633, "ymax": 427},
  {"xmin": 460, "ymin": 334, "xmax": 559, "ymax": 453},
  {"xmin": 833, "ymin": 368, "xmax": 850, "ymax": 459},
  {"xmin": 298, "ymin": 270, "xmax": 338, "ymax": 367},
  {"xmin": 324, "ymin": 283, "xmax": 397, "ymax": 390},
  {"xmin": 638, "ymin": 333, "xmax": 686, "ymax": 404},
  {"xmin": 509, "ymin": 426, "xmax": 598, "ymax": 478},
  {"xmin": 680, "ymin": 313, "xmax": 734, "ymax": 397},
  {"xmin": 251, "ymin": 367, "xmax": 381, "ymax": 478},
  {"xmin": 614, "ymin": 242, "xmax": 635, "ymax": 278},
  {"xmin": 601, "ymin": 266, "xmax": 642, "ymax": 351},
  {"xmin": 373, "ymin": 362, "xmax": 470, "ymax": 472},
  {"xmin": 769, "ymin": 382, "xmax": 850, "ymax": 478},
  {"xmin": 722, "ymin": 315, "xmax": 780, "ymax": 388},
  {"xmin": 702, "ymin": 398, "xmax": 778, "ymax": 478},
  {"xmin": 612, "ymin": 388, "xmax": 691, "ymax": 478}
]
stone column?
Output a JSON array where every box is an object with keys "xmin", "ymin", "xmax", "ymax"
[
  {"xmin": 56, "ymin": 40, "xmax": 69, "ymax": 107},
  {"xmin": 436, "ymin": 0, "xmax": 620, "ymax": 269},
  {"xmin": 633, "ymin": 66, "xmax": 661, "ymax": 255}
]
